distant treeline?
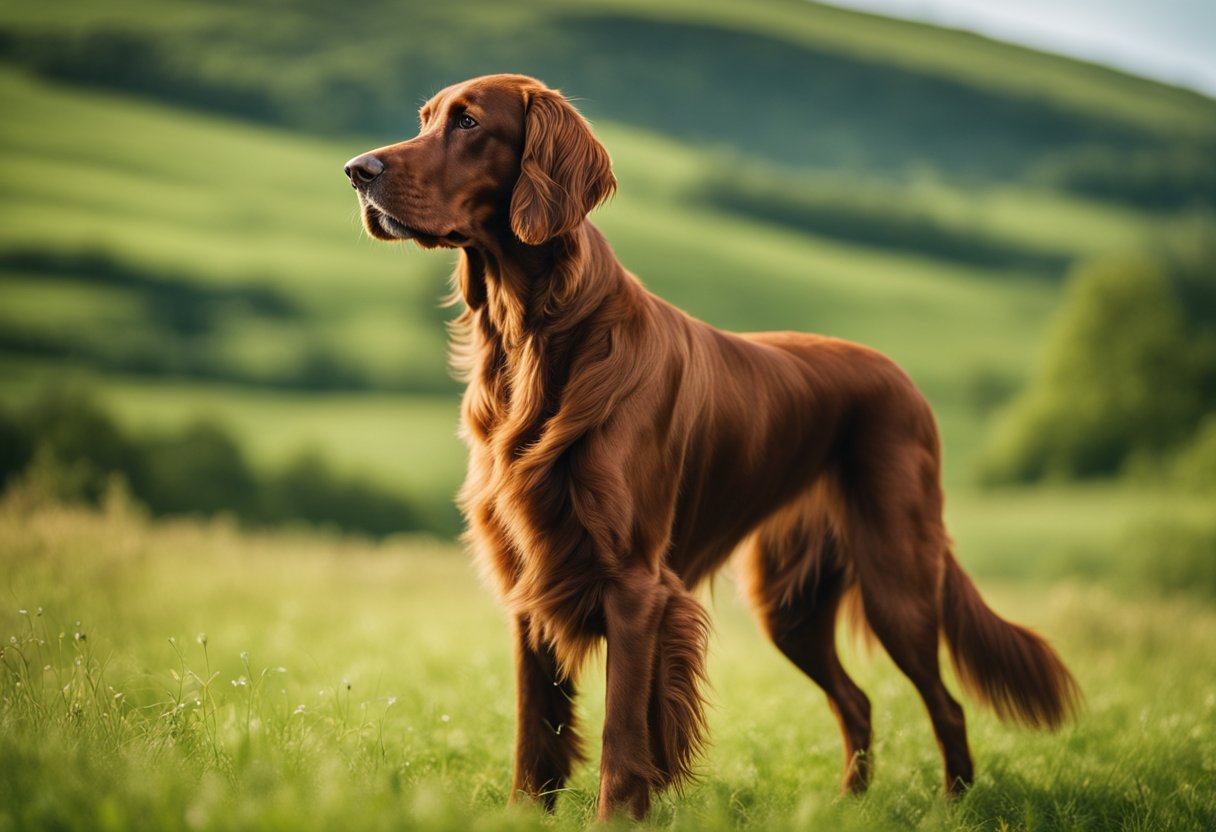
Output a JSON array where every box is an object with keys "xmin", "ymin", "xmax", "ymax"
[
  {"xmin": 1033, "ymin": 146, "xmax": 1216, "ymax": 212},
  {"xmin": 980, "ymin": 218, "xmax": 1216, "ymax": 485},
  {"xmin": 1, "ymin": 6, "xmax": 1212, "ymax": 210},
  {"xmin": 0, "ymin": 249, "xmax": 457, "ymax": 395},
  {"xmin": 695, "ymin": 163, "xmax": 1069, "ymax": 273},
  {"xmin": 0, "ymin": 389, "xmax": 444, "ymax": 538}
]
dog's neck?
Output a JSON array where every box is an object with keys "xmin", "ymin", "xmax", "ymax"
[
  {"xmin": 458, "ymin": 222, "xmax": 626, "ymax": 347},
  {"xmin": 451, "ymin": 221, "xmax": 637, "ymax": 447}
]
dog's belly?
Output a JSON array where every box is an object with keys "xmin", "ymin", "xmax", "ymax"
[{"xmin": 660, "ymin": 328, "xmax": 924, "ymax": 586}]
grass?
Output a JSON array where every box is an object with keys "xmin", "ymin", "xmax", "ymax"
[{"xmin": 2, "ymin": 490, "xmax": 1213, "ymax": 830}]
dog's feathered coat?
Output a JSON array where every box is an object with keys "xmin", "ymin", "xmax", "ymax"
[{"xmin": 345, "ymin": 73, "xmax": 1078, "ymax": 820}]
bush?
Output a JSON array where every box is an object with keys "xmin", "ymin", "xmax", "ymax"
[
  {"xmin": 980, "ymin": 226, "xmax": 1216, "ymax": 483},
  {"xmin": 1116, "ymin": 511, "xmax": 1216, "ymax": 602},
  {"xmin": 1171, "ymin": 415, "xmax": 1216, "ymax": 492},
  {"xmin": 0, "ymin": 389, "xmax": 430, "ymax": 537},
  {"xmin": 134, "ymin": 422, "xmax": 259, "ymax": 518},
  {"xmin": 7, "ymin": 388, "xmax": 145, "ymax": 502},
  {"xmin": 262, "ymin": 450, "xmax": 424, "ymax": 537}
]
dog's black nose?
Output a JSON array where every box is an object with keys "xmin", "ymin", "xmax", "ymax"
[{"xmin": 344, "ymin": 154, "xmax": 384, "ymax": 188}]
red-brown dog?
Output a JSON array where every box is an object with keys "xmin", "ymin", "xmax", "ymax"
[{"xmin": 345, "ymin": 74, "xmax": 1078, "ymax": 821}]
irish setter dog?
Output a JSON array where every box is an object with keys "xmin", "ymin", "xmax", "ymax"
[{"xmin": 344, "ymin": 74, "xmax": 1078, "ymax": 820}]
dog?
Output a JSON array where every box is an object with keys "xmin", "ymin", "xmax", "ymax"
[{"xmin": 344, "ymin": 73, "xmax": 1079, "ymax": 821}]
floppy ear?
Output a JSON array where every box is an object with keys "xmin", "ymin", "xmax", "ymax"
[{"xmin": 510, "ymin": 90, "xmax": 616, "ymax": 245}]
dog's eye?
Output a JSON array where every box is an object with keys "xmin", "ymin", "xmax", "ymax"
[{"xmin": 456, "ymin": 114, "xmax": 478, "ymax": 130}]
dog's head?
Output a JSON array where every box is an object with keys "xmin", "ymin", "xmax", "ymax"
[{"xmin": 345, "ymin": 74, "xmax": 615, "ymax": 249}]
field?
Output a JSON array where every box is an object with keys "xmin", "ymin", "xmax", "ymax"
[{"xmin": 2, "ymin": 492, "xmax": 1214, "ymax": 831}]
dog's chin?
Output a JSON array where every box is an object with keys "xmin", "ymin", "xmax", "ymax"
[{"xmin": 362, "ymin": 204, "xmax": 468, "ymax": 249}]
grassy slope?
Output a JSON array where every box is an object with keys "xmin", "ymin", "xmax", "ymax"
[
  {"xmin": 4, "ymin": 0, "xmax": 1211, "ymax": 139},
  {"xmin": 1, "ymin": 498, "xmax": 1212, "ymax": 830},
  {"xmin": 580, "ymin": 0, "xmax": 1215, "ymax": 136},
  {"xmin": 3, "ymin": 65, "xmax": 1163, "ymax": 491}
]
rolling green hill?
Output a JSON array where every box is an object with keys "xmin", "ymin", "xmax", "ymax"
[
  {"xmin": 1, "ymin": 0, "xmax": 1210, "ymax": 533},
  {"xmin": 0, "ymin": 64, "xmax": 1097, "ymax": 490},
  {"xmin": 3, "ymin": 0, "xmax": 1214, "ymax": 189}
]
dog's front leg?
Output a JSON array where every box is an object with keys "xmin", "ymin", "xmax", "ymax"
[
  {"xmin": 597, "ymin": 569, "xmax": 668, "ymax": 821},
  {"xmin": 510, "ymin": 614, "xmax": 583, "ymax": 811}
]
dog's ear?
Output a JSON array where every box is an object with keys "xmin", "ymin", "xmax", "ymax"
[{"xmin": 510, "ymin": 90, "xmax": 616, "ymax": 246}]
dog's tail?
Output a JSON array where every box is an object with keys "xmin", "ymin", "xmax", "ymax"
[
  {"xmin": 648, "ymin": 569, "xmax": 711, "ymax": 791},
  {"xmin": 941, "ymin": 552, "xmax": 1080, "ymax": 729}
]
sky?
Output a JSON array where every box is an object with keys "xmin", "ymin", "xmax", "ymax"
[{"xmin": 823, "ymin": 0, "xmax": 1216, "ymax": 96}]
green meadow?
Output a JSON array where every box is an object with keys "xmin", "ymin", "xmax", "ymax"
[
  {"xmin": 2, "ymin": 0, "xmax": 1214, "ymax": 828},
  {"xmin": 2, "ymin": 493, "xmax": 1213, "ymax": 831}
]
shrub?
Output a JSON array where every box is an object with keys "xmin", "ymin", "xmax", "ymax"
[
  {"xmin": 16, "ymin": 388, "xmax": 144, "ymax": 502},
  {"xmin": 0, "ymin": 389, "xmax": 430, "ymax": 537},
  {"xmin": 980, "ymin": 226, "xmax": 1216, "ymax": 483},
  {"xmin": 262, "ymin": 450, "xmax": 424, "ymax": 537},
  {"xmin": 1116, "ymin": 510, "xmax": 1216, "ymax": 601},
  {"xmin": 1171, "ymin": 415, "xmax": 1216, "ymax": 492},
  {"xmin": 134, "ymin": 422, "xmax": 259, "ymax": 518}
]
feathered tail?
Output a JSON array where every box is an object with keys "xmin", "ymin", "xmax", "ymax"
[{"xmin": 941, "ymin": 553, "xmax": 1080, "ymax": 729}]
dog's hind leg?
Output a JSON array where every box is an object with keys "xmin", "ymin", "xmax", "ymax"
[
  {"xmin": 744, "ymin": 512, "xmax": 873, "ymax": 793},
  {"xmin": 844, "ymin": 439, "xmax": 974, "ymax": 794}
]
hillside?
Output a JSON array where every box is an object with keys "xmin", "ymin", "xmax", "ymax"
[
  {"xmin": 0, "ymin": 0, "xmax": 1210, "ymax": 531},
  {"xmin": 2, "ymin": 0, "xmax": 1214, "ymax": 188},
  {"xmin": 2, "ymin": 64, "xmax": 1113, "ymax": 492}
]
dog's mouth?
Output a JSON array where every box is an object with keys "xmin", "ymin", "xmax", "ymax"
[
  {"xmin": 362, "ymin": 202, "xmax": 469, "ymax": 248},
  {"xmin": 372, "ymin": 205, "xmax": 417, "ymax": 240}
]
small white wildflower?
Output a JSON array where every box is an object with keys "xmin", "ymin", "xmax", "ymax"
[
  {"xmin": 36, "ymin": 608, "xmax": 43, "ymax": 616},
  {"xmin": 196, "ymin": 633, "xmax": 207, "ymax": 646},
  {"xmin": 441, "ymin": 714, "xmax": 450, "ymax": 723},
  {"xmin": 18, "ymin": 609, "xmax": 27, "ymax": 616},
  {"xmin": 293, "ymin": 704, "xmax": 306, "ymax": 715},
  {"xmin": 276, "ymin": 667, "xmax": 287, "ymax": 673},
  {"xmin": 386, "ymin": 697, "xmax": 398, "ymax": 707},
  {"xmin": 231, "ymin": 676, "xmax": 248, "ymax": 688},
  {"xmin": 43, "ymin": 664, "xmax": 51, "ymax": 671},
  {"xmin": 240, "ymin": 651, "xmax": 249, "ymax": 662},
  {"xmin": 343, "ymin": 678, "xmax": 351, "ymax": 691},
  {"xmin": 75, "ymin": 657, "xmax": 83, "ymax": 666},
  {"xmin": 194, "ymin": 698, "xmax": 202, "ymax": 706}
]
